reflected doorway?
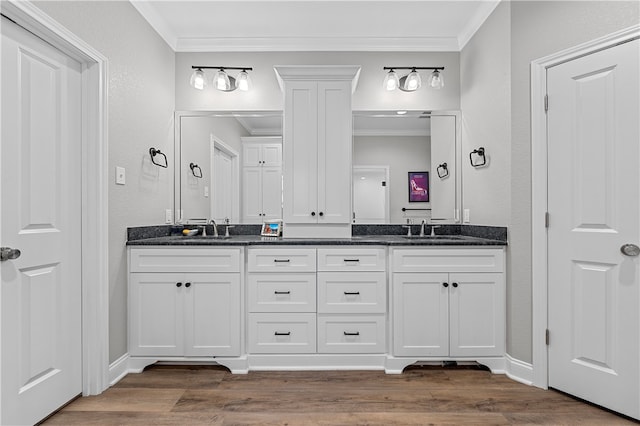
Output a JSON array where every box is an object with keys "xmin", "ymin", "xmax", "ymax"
[{"xmin": 352, "ymin": 166, "xmax": 389, "ymax": 224}]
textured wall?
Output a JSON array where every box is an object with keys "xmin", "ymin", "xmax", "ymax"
[
  {"xmin": 176, "ymin": 51, "xmax": 460, "ymax": 112},
  {"xmin": 33, "ymin": 1, "xmax": 175, "ymax": 363}
]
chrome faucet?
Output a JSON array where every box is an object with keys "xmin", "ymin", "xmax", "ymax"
[
  {"xmin": 209, "ymin": 219, "xmax": 219, "ymax": 237},
  {"xmin": 419, "ymin": 219, "xmax": 427, "ymax": 237}
]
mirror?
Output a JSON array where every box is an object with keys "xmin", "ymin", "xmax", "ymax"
[{"xmin": 175, "ymin": 110, "xmax": 460, "ymax": 225}]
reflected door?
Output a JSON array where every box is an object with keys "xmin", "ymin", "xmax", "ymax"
[
  {"xmin": 547, "ymin": 38, "xmax": 639, "ymax": 419},
  {"xmin": 212, "ymin": 147, "xmax": 233, "ymax": 222},
  {"xmin": 352, "ymin": 166, "xmax": 388, "ymax": 224}
]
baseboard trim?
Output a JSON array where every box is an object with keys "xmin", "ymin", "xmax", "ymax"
[
  {"xmin": 505, "ymin": 354, "xmax": 534, "ymax": 386},
  {"xmin": 108, "ymin": 353, "xmax": 130, "ymax": 386}
]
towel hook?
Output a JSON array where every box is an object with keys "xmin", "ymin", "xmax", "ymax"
[
  {"xmin": 149, "ymin": 148, "xmax": 168, "ymax": 168},
  {"xmin": 469, "ymin": 147, "xmax": 486, "ymax": 167},
  {"xmin": 190, "ymin": 163, "xmax": 203, "ymax": 178},
  {"xmin": 436, "ymin": 162, "xmax": 449, "ymax": 178}
]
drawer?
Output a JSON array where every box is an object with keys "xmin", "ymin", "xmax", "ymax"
[
  {"xmin": 248, "ymin": 248, "xmax": 316, "ymax": 273},
  {"xmin": 317, "ymin": 248, "xmax": 385, "ymax": 272},
  {"xmin": 392, "ymin": 248, "xmax": 504, "ymax": 273},
  {"xmin": 317, "ymin": 315, "xmax": 386, "ymax": 354},
  {"xmin": 130, "ymin": 247, "xmax": 241, "ymax": 273},
  {"xmin": 317, "ymin": 272, "xmax": 386, "ymax": 314},
  {"xmin": 248, "ymin": 273, "xmax": 316, "ymax": 313},
  {"xmin": 248, "ymin": 313, "xmax": 316, "ymax": 354}
]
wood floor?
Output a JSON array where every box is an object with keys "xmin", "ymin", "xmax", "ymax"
[{"xmin": 43, "ymin": 364, "xmax": 635, "ymax": 425}]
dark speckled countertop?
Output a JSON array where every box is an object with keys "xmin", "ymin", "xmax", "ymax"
[{"xmin": 126, "ymin": 224, "xmax": 507, "ymax": 246}]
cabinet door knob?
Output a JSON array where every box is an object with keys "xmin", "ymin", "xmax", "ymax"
[
  {"xmin": 442, "ymin": 282, "xmax": 449, "ymax": 288},
  {"xmin": 452, "ymin": 282, "xmax": 458, "ymax": 288},
  {"xmin": 319, "ymin": 211, "xmax": 324, "ymax": 217},
  {"xmin": 311, "ymin": 211, "xmax": 316, "ymax": 217},
  {"xmin": 176, "ymin": 282, "xmax": 183, "ymax": 288},
  {"xmin": 185, "ymin": 282, "xmax": 191, "ymax": 288}
]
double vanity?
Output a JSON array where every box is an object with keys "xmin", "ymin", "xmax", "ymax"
[{"xmin": 127, "ymin": 226, "xmax": 507, "ymax": 374}]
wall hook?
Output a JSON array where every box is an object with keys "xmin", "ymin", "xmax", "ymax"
[
  {"xmin": 190, "ymin": 163, "xmax": 203, "ymax": 178},
  {"xmin": 436, "ymin": 162, "xmax": 449, "ymax": 178},
  {"xmin": 469, "ymin": 147, "xmax": 486, "ymax": 167},
  {"xmin": 149, "ymin": 148, "xmax": 168, "ymax": 168}
]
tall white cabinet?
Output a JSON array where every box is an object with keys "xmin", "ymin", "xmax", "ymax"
[
  {"xmin": 275, "ymin": 66, "xmax": 360, "ymax": 238},
  {"xmin": 241, "ymin": 137, "xmax": 282, "ymax": 223}
]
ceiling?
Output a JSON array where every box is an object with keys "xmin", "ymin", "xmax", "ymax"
[{"xmin": 130, "ymin": 0, "xmax": 501, "ymax": 52}]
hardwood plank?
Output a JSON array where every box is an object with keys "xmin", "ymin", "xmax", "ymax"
[
  {"xmin": 503, "ymin": 412, "xmax": 636, "ymax": 425},
  {"xmin": 114, "ymin": 365, "xmax": 227, "ymax": 389},
  {"xmin": 60, "ymin": 388, "xmax": 185, "ymax": 412},
  {"xmin": 42, "ymin": 411, "xmax": 223, "ymax": 425}
]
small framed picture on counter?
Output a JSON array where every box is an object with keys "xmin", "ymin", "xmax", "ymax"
[{"xmin": 261, "ymin": 221, "xmax": 282, "ymax": 237}]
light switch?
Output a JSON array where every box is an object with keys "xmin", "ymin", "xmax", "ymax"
[
  {"xmin": 115, "ymin": 166, "xmax": 126, "ymax": 185},
  {"xmin": 204, "ymin": 186, "xmax": 209, "ymax": 197}
]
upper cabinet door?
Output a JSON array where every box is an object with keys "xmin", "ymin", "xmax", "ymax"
[
  {"xmin": 317, "ymin": 81, "xmax": 352, "ymax": 224},
  {"xmin": 262, "ymin": 144, "xmax": 282, "ymax": 167},
  {"xmin": 283, "ymin": 81, "xmax": 319, "ymax": 223},
  {"xmin": 242, "ymin": 144, "xmax": 262, "ymax": 167}
]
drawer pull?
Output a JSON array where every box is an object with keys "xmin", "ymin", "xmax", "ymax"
[
  {"xmin": 343, "ymin": 258, "xmax": 360, "ymax": 262},
  {"xmin": 344, "ymin": 291, "xmax": 360, "ymax": 295},
  {"xmin": 273, "ymin": 259, "xmax": 291, "ymax": 263},
  {"xmin": 274, "ymin": 290, "xmax": 291, "ymax": 295},
  {"xmin": 343, "ymin": 331, "xmax": 360, "ymax": 336},
  {"xmin": 274, "ymin": 331, "xmax": 291, "ymax": 336}
]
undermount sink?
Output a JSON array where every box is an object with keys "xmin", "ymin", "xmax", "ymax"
[{"xmin": 402, "ymin": 235, "xmax": 466, "ymax": 240}]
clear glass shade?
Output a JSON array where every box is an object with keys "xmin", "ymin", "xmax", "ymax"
[
  {"xmin": 403, "ymin": 69, "xmax": 421, "ymax": 91},
  {"xmin": 236, "ymin": 70, "xmax": 251, "ymax": 91},
  {"xmin": 383, "ymin": 70, "xmax": 399, "ymax": 91},
  {"xmin": 189, "ymin": 68, "xmax": 207, "ymax": 90},
  {"xmin": 428, "ymin": 70, "xmax": 444, "ymax": 89},
  {"xmin": 214, "ymin": 69, "xmax": 231, "ymax": 91}
]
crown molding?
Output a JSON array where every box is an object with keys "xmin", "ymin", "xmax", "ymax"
[
  {"xmin": 175, "ymin": 36, "xmax": 460, "ymax": 53},
  {"xmin": 458, "ymin": 0, "xmax": 501, "ymax": 50},
  {"xmin": 130, "ymin": 0, "xmax": 178, "ymax": 50}
]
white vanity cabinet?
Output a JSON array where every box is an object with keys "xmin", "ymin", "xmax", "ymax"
[
  {"xmin": 391, "ymin": 248, "xmax": 505, "ymax": 358},
  {"xmin": 128, "ymin": 247, "xmax": 242, "ymax": 358},
  {"xmin": 242, "ymin": 137, "xmax": 282, "ymax": 223},
  {"xmin": 317, "ymin": 247, "xmax": 387, "ymax": 354}
]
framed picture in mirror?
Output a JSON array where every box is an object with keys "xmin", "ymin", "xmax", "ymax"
[{"xmin": 408, "ymin": 171, "xmax": 429, "ymax": 202}]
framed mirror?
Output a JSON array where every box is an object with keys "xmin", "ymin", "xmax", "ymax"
[{"xmin": 174, "ymin": 110, "xmax": 460, "ymax": 225}]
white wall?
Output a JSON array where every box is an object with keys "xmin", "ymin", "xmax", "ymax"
[
  {"xmin": 33, "ymin": 1, "xmax": 175, "ymax": 363},
  {"xmin": 354, "ymin": 136, "xmax": 431, "ymax": 224},
  {"xmin": 176, "ymin": 52, "xmax": 460, "ymax": 111}
]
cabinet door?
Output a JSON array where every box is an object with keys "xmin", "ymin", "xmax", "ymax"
[
  {"xmin": 449, "ymin": 273, "xmax": 505, "ymax": 357},
  {"xmin": 242, "ymin": 167, "xmax": 263, "ymax": 223},
  {"xmin": 393, "ymin": 272, "xmax": 449, "ymax": 357},
  {"xmin": 184, "ymin": 273, "xmax": 240, "ymax": 357},
  {"xmin": 261, "ymin": 166, "xmax": 282, "ymax": 220},
  {"xmin": 243, "ymin": 143, "xmax": 262, "ymax": 167},
  {"xmin": 283, "ymin": 81, "xmax": 318, "ymax": 223},
  {"xmin": 129, "ymin": 273, "xmax": 184, "ymax": 356},
  {"xmin": 317, "ymin": 81, "xmax": 352, "ymax": 223},
  {"xmin": 262, "ymin": 144, "xmax": 282, "ymax": 167}
]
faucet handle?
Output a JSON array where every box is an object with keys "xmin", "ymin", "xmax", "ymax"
[
  {"xmin": 430, "ymin": 225, "xmax": 442, "ymax": 237},
  {"xmin": 402, "ymin": 225, "xmax": 412, "ymax": 237},
  {"xmin": 225, "ymin": 225, "xmax": 235, "ymax": 237}
]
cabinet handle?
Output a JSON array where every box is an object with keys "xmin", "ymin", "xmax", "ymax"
[
  {"xmin": 274, "ymin": 331, "xmax": 291, "ymax": 336},
  {"xmin": 311, "ymin": 211, "xmax": 316, "ymax": 217},
  {"xmin": 274, "ymin": 290, "xmax": 291, "ymax": 295},
  {"xmin": 319, "ymin": 212, "xmax": 324, "ymax": 217},
  {"xmin": 343, "ymin": 331, "xmax": 360, "ymax": 336},
  {"xmin": 273, "ymin": 259, "xmax": 290, "ymax": 263},
  {"xmin": 176, "ymin": 282, "xmax": 183, "ymax": 288},
  {"xmin": 344, "ymin": 291, "xmax": 360, "ymax": 295},
  {"xmin": 452, "ymin": 282, "xmax": 458, "ymax": 288},
  {"xmin": 343, "ymin": 259, "xmax": 360, "ymax": 262},
  {"xmin": 185, "ymin": 282, "xmax": 191, "ymax": 288},
  {"xmin": 442, "ymin": 282, "xmax": 449, "ymax": 288}
]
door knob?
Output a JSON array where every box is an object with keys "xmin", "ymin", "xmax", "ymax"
[
  {"xmin": 620, "ymin": 244, "xmax": 640, "ymax": 257},
  {"xmin": 0, "ymin": 247, "xmax": 21, "ymax": 261}
]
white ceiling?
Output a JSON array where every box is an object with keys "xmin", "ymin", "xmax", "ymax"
[{"xmin": 130, "ymin": 0, "xmax": 501, "ymax": 52}]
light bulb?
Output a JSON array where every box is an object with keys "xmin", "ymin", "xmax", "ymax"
[
  {"xmin": 383, "ymin": 70, "xmax": 399, "ymax": 91},
  {"xmin": 429, "ymin": 70, "xmax": 444, "ymax": 89},
  {"xmin": 214, "ymin": 69, "xmax": 231, "ymax": 91},
  {"xmin": 189, "ymin": 68, "xmax": 207, "ymax": 90},
  {"xmin": 403, "ymin": 69, "xmax": 421, "ymax": 91},
  {"xmin": 236, "ymin": 70, "xmax": 251, "ymax": 91}
]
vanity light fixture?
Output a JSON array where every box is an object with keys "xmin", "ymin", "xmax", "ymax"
[
  {"xmin": 189, "ymin": 66, "xmax": 254, "ymax": 92},
  {"xmin": 382, "ymin": 67, "xmax": 445, "ymax": 92}
]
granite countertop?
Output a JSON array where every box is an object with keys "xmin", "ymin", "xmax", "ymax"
[{"xmin": 126, "ymin": 234, "xmax": 506, "ymax": 247}]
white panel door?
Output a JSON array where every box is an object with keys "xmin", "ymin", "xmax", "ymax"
[
  {"xmin": 548, "ymin": 39, "xmax": 639, "ymax": 419},
  {"xmin": 242, "ymin": 167, "xmax": 263, "ymax": 223},
  {"xmin": 393, "ymin": 273, "xmax": 449, "ymax": 357},
  {"xmin": 317, "ymin": 81, "xmax": 352, "ymax": 224},
  {"xmin": 283, "ymin": 81, "xmax": 318, "ymax": 223},
  {"xmin": 352, "ymin": 167, "xmax": 388, "ymax": 224},
  {"xmin": 1, "ymin": 17, "xmax": 83, "ymax": 425},
  {"xmin": 184, "ymin": 273, "xmax": 240, "ymax": 357},
  {"xmin": 262, "ymin": 144, "xmax": 282, "ymax": 167},
  {"xmin": 261, "ymin": 166, "xmax": 283, "ymax": 220},
  {"xmin": 213, "ymin": 147, "xmax": 233, "ymax": 222},
  {"xmin": 430, "ymin": 115, "xmax": 456, "ymax": 221}
]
